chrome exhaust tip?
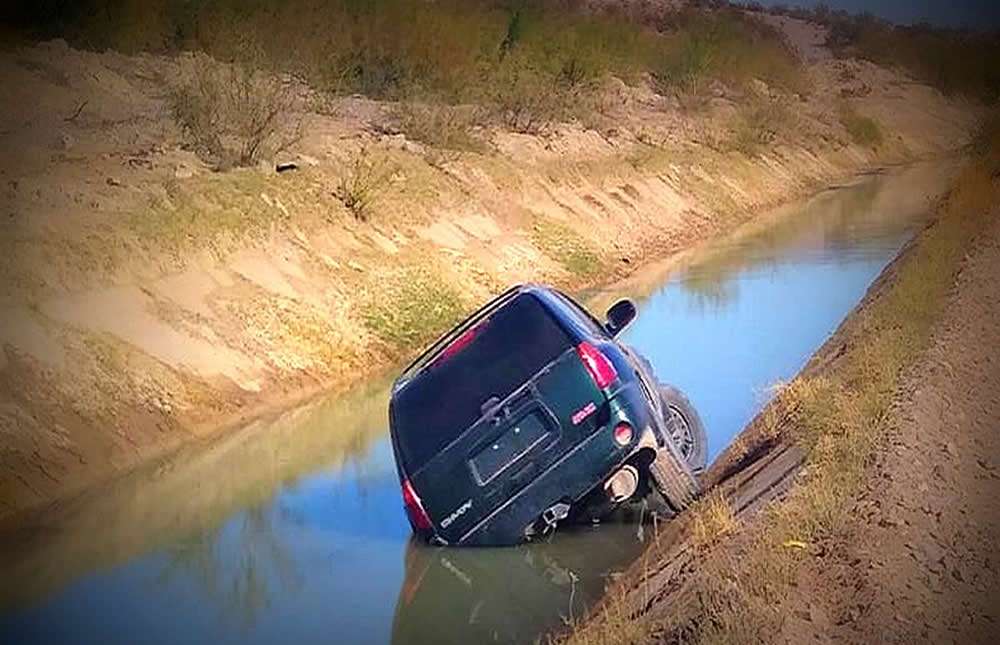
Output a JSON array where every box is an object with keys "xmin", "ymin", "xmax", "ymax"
[{"xmin": 604, "ymin": 464, "xmax": 639, "ymax": 503}]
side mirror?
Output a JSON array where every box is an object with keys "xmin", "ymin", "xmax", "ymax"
[{"xmin": 605, "ymin": 299, "xmax": 637, "ymax": 337}]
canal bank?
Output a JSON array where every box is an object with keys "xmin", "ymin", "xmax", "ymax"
[
  {"xmin": 561, "ymin": 125, "xmax": 1000, "ymax": 645},
  {"xmin": 0, "ymin": 32, "xmax": 980, "ymax": 521},
  {"xmin": 0, "ymin": 158, "xmax": 969, "ymax": 645}
]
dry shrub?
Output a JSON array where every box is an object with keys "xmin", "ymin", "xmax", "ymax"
[
  {"xmin": 20, "ymin": 0, "xmax": 810, "ymax": 139},
  {"xmin": 334, "ymin": 148, "xmax": 397, "ymax": 221},
  {"xmin": 486, "ymin": 54, "xmax": 572, "ymax": 134},
  {"xmin": 170, "ymin": 53, "xmax": 298, "ymax": 170},
  {"xmin": 829, "ymin": 15, "xmax": 1000, "ymax": 102},
  {"xmin": 838, "ymin": 103, "xmax": 883, "ymax": 147},
  {"xmin": 393, "ymin": 102, "xmax": 487, "ymax": 154},
  {"xmin": 730, "ymin": 96, "xmax": 791, "ymax": 156},
  {"xmin": 653, "ymin": 9, "xmax": 807, "ymax": 97}
]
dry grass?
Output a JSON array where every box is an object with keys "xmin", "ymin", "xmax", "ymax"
[
  {"xmin": 689, "ymin": 491, "xmax": 738, "ymax": 550},
  {"xmin": 563, "ymin": 116, "xmax": 1000, "ymax": 645},
  {"xmin": 665, "ymin": 119, "xmax": 998, "ymax": 643}
]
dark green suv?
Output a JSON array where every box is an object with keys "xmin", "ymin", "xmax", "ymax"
[{"xmin": 389, "ymin": 284, "xmax": 706, "ymax": 546}]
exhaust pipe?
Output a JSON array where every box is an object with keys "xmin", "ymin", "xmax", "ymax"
[{"xmin": 604, "ymin": 464, "xmax": 639, "ymax": 503}]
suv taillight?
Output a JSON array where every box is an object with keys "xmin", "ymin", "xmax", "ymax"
[
  {"xmin": 402, "ymin": 478, "xmax": 433, "ymax": 532},
  {"xmin": 576, "ymin": 341, "xmax": 618, "ymax": 390}
]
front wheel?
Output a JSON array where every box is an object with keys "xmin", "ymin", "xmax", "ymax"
[{"xmin": 659, "ymin": 384, "xmax": 708, "ymax": 473}]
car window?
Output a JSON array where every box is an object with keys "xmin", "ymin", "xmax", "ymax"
[
  {"xmin": 392, "ymin": 293, "xmax": 572, "ymax": 473},
  {"xmin": 553, "ymin": 291, "xmax": 608, "ymax": 338}
]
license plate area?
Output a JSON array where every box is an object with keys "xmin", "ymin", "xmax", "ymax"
[{"xmin": 469, "ymin": 412, "xmax": 551, "ymax": 485}]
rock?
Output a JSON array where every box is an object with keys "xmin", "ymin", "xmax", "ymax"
[
  {"xmin": 943, "ymin": 441, "xmax": 957, "ymax": 457},
  {"xmin": 106, "ymin": 177, "xmax": 122, "ymax": 187},
  {"xmin": 174, "ymin": 165, "xmax": 194, "ymax": 179}
]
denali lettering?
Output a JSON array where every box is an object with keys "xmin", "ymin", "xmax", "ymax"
[{"xmin": 440, "ymin": 499, "xmax": 473, "ymax": 529}]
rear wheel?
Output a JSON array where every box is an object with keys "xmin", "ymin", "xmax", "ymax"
[
  {"xmin": 659, "ymin": 384, "xmax": 708, "ymax": 473},
  {"xmin": 648, "ymin": 437, "xmax": 700, "ymax": 516}
]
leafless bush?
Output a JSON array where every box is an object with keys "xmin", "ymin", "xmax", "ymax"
[
  {"xmin": 334, "ymin": 148, "xmax": 397, "ymax": 221},
  {"xmin": 393, "ymin": 102, "xmax": 486, "ymax": 153},
  {"xmin": 730, "ymin": 96, "xmax": 791, "ymax": 156},
  {"xmin": 170, "ymin": 54, "xmax": 299, "ymax": 169},
  {"xmin": 486, "ymin": 55, "xmax": 568, "ymax": 135}
]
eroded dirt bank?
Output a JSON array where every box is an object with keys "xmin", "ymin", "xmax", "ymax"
[
  {"xmin": 780, "ymin": 183, "xmax": 1000, "ymax": 644},
  {"xmin": 0, "ymin": 32, "xmax": 978, "ymax": 520},
  {"xmin": 562, "ymin": 130, "xmax": 1000, "ymax": 645}
]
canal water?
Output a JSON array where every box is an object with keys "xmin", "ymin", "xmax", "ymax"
[{"xmin": 0, "ymin": 160, "xmax": 956, "ymax": 645}]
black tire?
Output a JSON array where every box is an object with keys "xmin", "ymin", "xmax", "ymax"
[
  {"xmin": 648, "ymin": 437, "xmax": 700, "ymax": 516},
  {"xmin": 659, "ymin": 384, "xmax": 708, "ymax": 473}
]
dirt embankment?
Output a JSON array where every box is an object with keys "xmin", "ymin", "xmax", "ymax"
[
  {"xmin": 781, "ymin": 186, "xmax": 1000, "ymax": 644},
  {"xmin": 562, "ymin": 132, "xmax": 1000, "ymax": 644},
  {"xmin": 0, "ymin": 27, "xmax": 978, "ymax": 521}
]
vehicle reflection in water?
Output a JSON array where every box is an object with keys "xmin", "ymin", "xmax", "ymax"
[
  {"xmin": 392, "ymin": 525, "xmax": 645, "ymax": 645},
  {"xmin": 0, "ymin": 160, "xmax": 957, "ymax": 645}
]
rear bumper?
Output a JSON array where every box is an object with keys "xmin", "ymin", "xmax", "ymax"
[{"xmin": 455, "ymin": 381, "xmax": 657, "ymax": 546}]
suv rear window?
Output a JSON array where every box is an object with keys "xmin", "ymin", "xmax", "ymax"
[{"xmin": 392, "ymin": 293, "xmax": 572, "ymax": 473}]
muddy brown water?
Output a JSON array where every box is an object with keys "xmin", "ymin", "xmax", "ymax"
[{"xmin": 0, "ymin": 160, "xmax": 958, "ymax": 645}]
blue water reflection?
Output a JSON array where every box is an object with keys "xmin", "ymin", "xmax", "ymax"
[{"xmin": 623, "ymin": 254, "xmax": 893, "ymax": 459}]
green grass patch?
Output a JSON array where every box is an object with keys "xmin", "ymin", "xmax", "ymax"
[
  {"xmin": 127, "ymin": 170, "xmax": 290, "ymax": 255},
  {"xmin": 530, "ymin": 217, "xmax": 604, "ymax": 279},
  {"xmin": 361, "ymin": 267, "xmax": 468, "ymax": 354}
]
